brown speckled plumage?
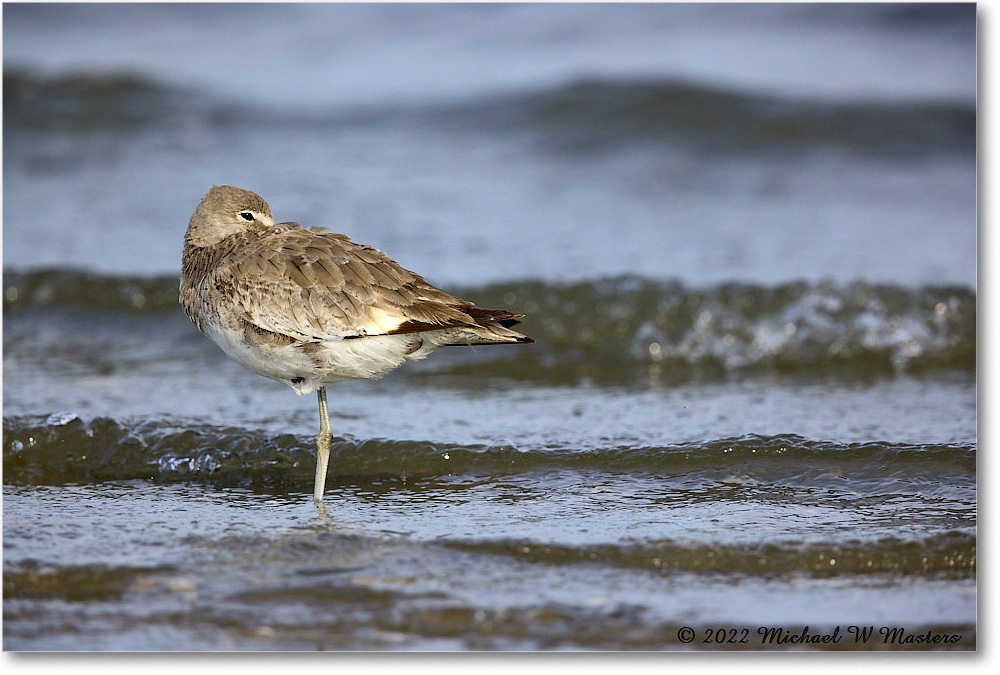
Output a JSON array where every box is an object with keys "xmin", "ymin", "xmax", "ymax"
[
  {"xmin": 182, "ymin": 186, "xmax": 529, "ymax": 347},
  {"xmin": 180, "ymin": 185, "xmax": 532, "ymax": 503}
]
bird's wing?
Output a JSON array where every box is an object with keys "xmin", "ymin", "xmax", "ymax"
[{"xmin": 212, "ymin": 225, "xmax": 482, "ymax": 342}]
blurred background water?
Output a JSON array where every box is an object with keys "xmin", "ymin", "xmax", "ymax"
[{"xmin": 2, "ymin": 2, "xmax": 976, "ymax": 651}]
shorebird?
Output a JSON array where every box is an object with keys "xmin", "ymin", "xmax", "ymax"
[{"xmin": 180, "ymin": 185, "xmax": 532, "ymax": 503}]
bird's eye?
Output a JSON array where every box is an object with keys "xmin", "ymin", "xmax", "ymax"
[{"xmin": 239, "ymin": 211, "xmax": 255, "ymax": 222}]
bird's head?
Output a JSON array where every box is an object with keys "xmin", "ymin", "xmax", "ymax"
[{"xmin": 185, "ymin": 185, "xmax": 276, "ymax": 247}]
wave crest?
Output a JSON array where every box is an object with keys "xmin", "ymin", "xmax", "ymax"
[
  {"xmin": 3, "ymin": 414, "xmax": 975, "ymax": 488},
  {"xmin": 3, "ymin": 271, "xmax": 975, "ymax": 384}
]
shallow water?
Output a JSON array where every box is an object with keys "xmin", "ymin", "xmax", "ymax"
[
  {"xmin": 2, "ymin": 481, "xmax": 975, "ymax": 651},
  {"xmin": 2, "ymin": 3, "xmax": 977, "ymax": 651}
]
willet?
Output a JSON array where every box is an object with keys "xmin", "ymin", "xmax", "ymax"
[{"xmin": 180, "ymin": 185, "xmax": 532, "ymax": 503}]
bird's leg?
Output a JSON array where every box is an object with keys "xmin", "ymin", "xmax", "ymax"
[{"xmin": 314, "ymin": 386, "xmax": 333, "ymax": 504}]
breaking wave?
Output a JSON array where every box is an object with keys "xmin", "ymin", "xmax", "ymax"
[
  {"xmin": 3, "ymin": 270, "xmax": 975, "ymax": 384},
  {"xmin": 3, "ymin": 414, "xmax": 975, "ymax": 490}
]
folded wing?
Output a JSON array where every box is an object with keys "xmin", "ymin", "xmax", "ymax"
[{"xmin": 212, "ymin": 224, "xmax": 530, "ymax": 344}]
